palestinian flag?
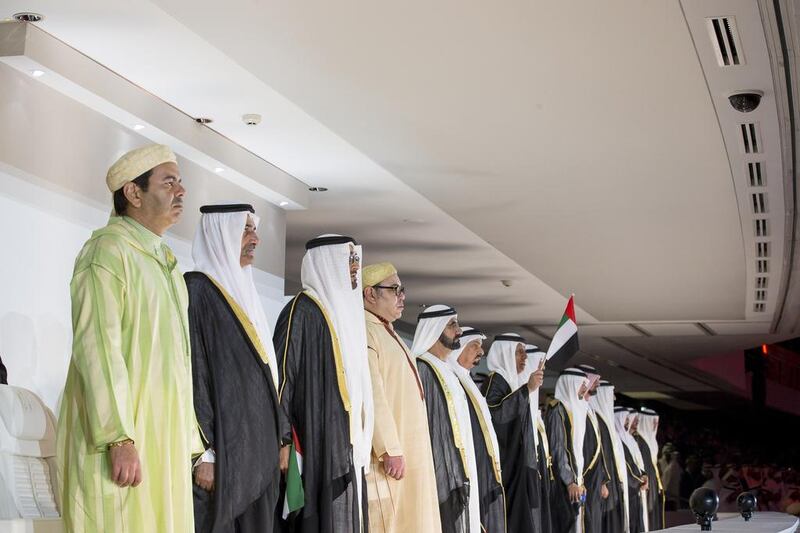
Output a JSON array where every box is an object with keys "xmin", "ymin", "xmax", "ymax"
[
  {"xmin": 282, "ymin": 427, "xmax": 305, "ymax": 519},
  {"xmin": 545, "ymin": 295, "xmax": 579, "ymax": 367}
]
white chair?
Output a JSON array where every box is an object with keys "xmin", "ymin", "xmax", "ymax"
[{"xmin": 0, "ymin": 384, "xmax": 60, "ymax": 520}]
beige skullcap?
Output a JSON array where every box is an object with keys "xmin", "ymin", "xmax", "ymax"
[
  {"xmin": 362, "ymin": 262, "xmax": 397, "ymax": 287},
  {"xmin": 106, "ymin": 144, "xmax": 177, "ymax": 192}
]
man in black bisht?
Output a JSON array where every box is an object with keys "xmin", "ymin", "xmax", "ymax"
[
  {"xmin": 411, "ymin": 305, "xmax": 478, "ymax": 533},
  {"xmin": 450, "ymin": 327, "xmax": 507, "ymax": 533},
  {"xmin": 482, "ymin": 333, "xmax": 544, "ymax": 532},
  {"xmin": 588, "ymin": 380, "xmax": 627, "ymax": 533},
  {"xmin": 273, "ymin": 235, "xmax": 373, "ymax": 533},
  {"xmin": 576, "ymin": 365, "xmax": 611, "ymax": 533},
  {"xmin": 545, "ymin": 368, "xmax": 590, "ymax": 533},
  {"xmin": 525, "ymin": 346, "xmax": 553, "ymax": 533},
  {"xmin": 635, "ymin": 408, "xmax": 665, "ymax": 530},
  {"xmin": 186, "ymin": 204, "xmax": 282, "ymax": 532},
  {"xmin": 616, "ymin": 408, "xmax": 648, "ymax": 533}
]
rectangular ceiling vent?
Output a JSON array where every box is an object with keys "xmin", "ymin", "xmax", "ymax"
[
  {"xmin": 707, "ymin": 17, "xmax": 744, "ymax": 66},
  {"xmin": 752, "ymin": 192, "xmax": 767, "ymax": 214},
  {"xmin": 757, "ymin": 259, "xmax": 769, "ymax": 273},
  {"xmin": 754, "ymin": 302, "xmax": 766, "ymax": 312},
  {"xmin": 755, "ymin": 219, "xmax": 768, "ymax": 237},
  {"xmin": 741, "ymin": 123, "xmax": 761, "ymax": 154},
  {"xmin": 755, "ymin": 289, "xmax": 767, "ymax": 301},
  {"xmin": 748, "ymin": 162, "xmax": 765, "ymax": 187},
  {"xmin": 756, "ymin": 276, "xmax": 768, "ymax": 289},
  {"xmin": 756, "ymin": 241, "xmax": 769, "ymax": 258}
]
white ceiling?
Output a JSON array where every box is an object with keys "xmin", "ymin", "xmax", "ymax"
[{"xmin": 2, "ymin": 0, "xmax": 795, "ymax": 393}]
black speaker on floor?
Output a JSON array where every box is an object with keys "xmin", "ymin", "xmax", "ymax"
[{"xmin": 690, "ymin": 487, "xmax": 719, "ymax": 531}]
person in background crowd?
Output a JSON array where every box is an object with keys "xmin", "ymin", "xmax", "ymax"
[{"xmin": 662, "ymin": 451, "xmax": 683, "ymax": 511}]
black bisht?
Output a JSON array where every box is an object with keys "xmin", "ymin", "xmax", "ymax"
[
  {"xmin": 534, "ymin": 425, "xmax": 554, "ymax": 533},
  {"xmin": 464, "ymin": 392, "xmax": 506, "ymax": 532},
  {"xmin": 544, "ymin": 401, "xmax": 581, "ymax": 533},
  {"xmin": 273, "ymin": 293, "xmax": 366, "ymax": 533},
  {"xmin": 582, "ymin": 415, "xmax": 609, "ymax": 533},
  {"xmin": 635, "ymin": 434, "xmax": 665, "ymax": 531},
  {"xmin": 185, "ymin": 272, "xmax": 282, "ymax": 533},
  {"xmin": 481, "ymin": 373, "xmax": 540, "ymax": 532},
  {"xmin": 622, "ymin": 444, "xmax": 646, "ymax": 533},
  {"xmin": 417, "ymin": 358, "xmax": 471, "ymax": 533},
  {"xmin": 595, "ymin": 415, "xmax": 625, "ymax": 533}
]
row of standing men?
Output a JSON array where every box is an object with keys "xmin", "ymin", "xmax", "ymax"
[{"xmin": 55, "ymin": 144, "xmax": 665, "ymax": 533}]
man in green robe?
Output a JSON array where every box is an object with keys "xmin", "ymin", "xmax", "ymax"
[{"xmin": 57, "ymin": 144, "xmax": 203, "ymax": 532}]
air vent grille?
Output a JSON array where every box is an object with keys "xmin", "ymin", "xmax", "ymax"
[
  {"xmin": 756, "ymin": 276, "xmax": 768, "ymax": 289},
  {"xmin": 748, "ymin": 162, "xmax": 764, "ymax": 187},
  {"xmin": 756, "ymin": 242, "xmax": 769, "ymax": 258},
  {"xmin": 754, "ymin": 303, "xmax": 765, "ymax": 312},
  {"xmin": 741, "ymin": 123, "xmax": 761, "ymax": 154},
  {"xmin": 755, "ymin": 289, "xmax": 767, "ymax": 301},
  {"xmin": 707, "ymin": 17, "xmax": 743, "ymax": 66},
  {"xmin": 757, "ymin": 260, "xmax": 769, "ymax": 273},
  {"xmin": 755, "ymin": 219, "xmax": 768, "ymax": 237},
  {"xmin": 752, "ymin": 192, "xmax": 767, "ymax": 214}
]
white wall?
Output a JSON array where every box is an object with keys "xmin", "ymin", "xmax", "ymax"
[{"xmin": 0, "ymin": 167, "xmax": 289, "ymax": 414}]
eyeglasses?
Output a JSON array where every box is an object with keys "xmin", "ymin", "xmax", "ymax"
[{"xmin": 373, "ymin": 284, "xmax": 405, "ymax": 297}]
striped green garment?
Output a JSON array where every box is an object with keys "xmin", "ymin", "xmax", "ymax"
[{"xmin": 57, "ymin": 216, "xmax": 203, "ymax": 532}]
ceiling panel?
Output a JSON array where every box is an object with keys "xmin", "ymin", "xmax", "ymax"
[
  {"xmin": 635, "ymin": 323, "xmax": 708, "ymax": 337},
  {"xmin": 705, "ymin": 322, "xmax": 772, "ymax": 335}
]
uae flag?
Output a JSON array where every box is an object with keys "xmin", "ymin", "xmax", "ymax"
[
  {"xmin": 282, "ymin": 426, "xmax": 305, "ymax": 519},
  {"xmin": 545, "ymin": 295, "xmax": 579, "ymax": 367}
]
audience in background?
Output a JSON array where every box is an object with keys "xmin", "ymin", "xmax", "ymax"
[{"xmin": 652, "ymin": 412, "xmax": 800, "ymax": 516}]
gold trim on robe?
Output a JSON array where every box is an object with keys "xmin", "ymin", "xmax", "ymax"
[
  {"xmin": 417, "ymin": 354, "xmax": 468, "ymax": 474},
  {"xmin": 205, "ymin": 275, "xmax": 269, "ymax": 364},
  {"xmin": 278, "ymin": 292, "xmax": 352, "ymax": 432},
  {"xmin": 462, "ymin": 385, "xmax": 502, "ymax": 484}
]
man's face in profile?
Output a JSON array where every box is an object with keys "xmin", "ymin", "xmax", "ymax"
[{"xmin": 458, "ymin": 339, "xmax": 484, "ymax": 369}]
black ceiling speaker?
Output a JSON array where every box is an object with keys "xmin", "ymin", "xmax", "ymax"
[
  {"xmin": 690, "ymin": 487, "xmax": 720, "ymax": 531},
  {"xmin": 737, "ymin": 491, "xmax": 757, "ymax": 521}
]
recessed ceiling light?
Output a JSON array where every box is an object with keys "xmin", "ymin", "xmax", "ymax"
[
  {"xmin": 308, "ymin": 186, "xmax": 328, "ymax": 192},
  {"xmin": 30, "ymin": 69, "xmax": 44, "ymax": 78},
  {"xmin": 279, "ymin": 201, "xmax": 289, "ymax": 207},
  {"xmin": 195, "ymin": 117, "xmax": 213, "ymax": 124},
  {"xmin": 214, "ymin": 167, "xmax": 225, "ymax": 173},
  {"xmin": 13, "ymin": 12, "xmax": 44, "ymax": 22},
  {"xmin": 132, "ymin": 124, "xmax": 145, "ymax": 131}
]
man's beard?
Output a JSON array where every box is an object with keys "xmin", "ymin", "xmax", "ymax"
[{"xmin": 438, "ymin": 331, "xmax": 461, "ymax": 350}]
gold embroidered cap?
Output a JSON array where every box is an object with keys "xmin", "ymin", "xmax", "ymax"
[
  {"xmin": 106, "ymin": 144, "xmax": 177, "ymax": 192},
  {"xmin": 362, "ymin": 262, "xmax": 397, "ymax": 287}
]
